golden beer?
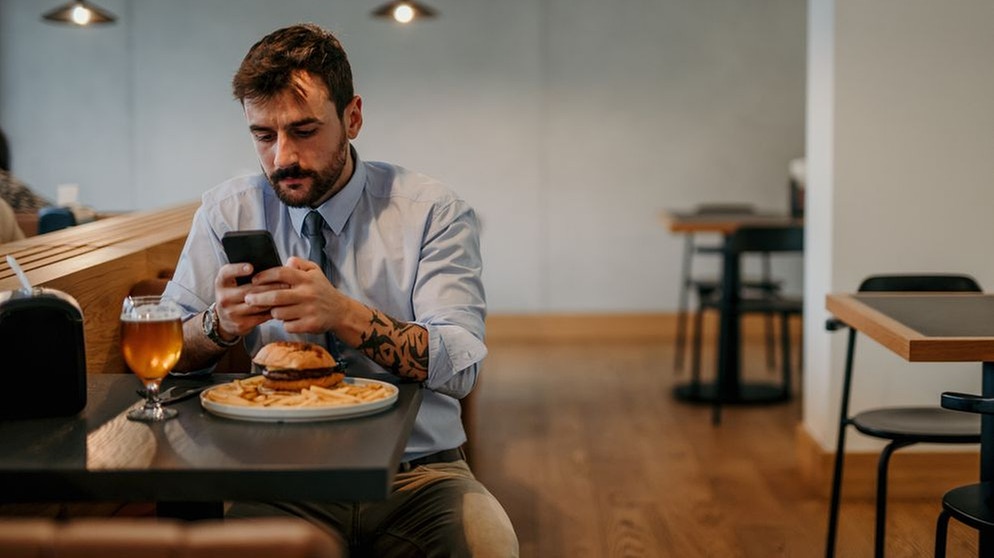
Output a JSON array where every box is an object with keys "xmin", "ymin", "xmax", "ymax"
[
  {"xmin": 120, "ymin": 295, "xmax": 184, "ymax": 422},
  {"xmin": 121, "ymin": 318, "xmax": 183, "ymax": 382},
  {"xmin": 121, "ymin": 317, "xmax": 183, "ymax": 383}
]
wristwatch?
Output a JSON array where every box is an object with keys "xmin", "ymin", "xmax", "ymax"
[{"xmin": 202, "ymin": 302, "xmax": 241, "ymax": 348}]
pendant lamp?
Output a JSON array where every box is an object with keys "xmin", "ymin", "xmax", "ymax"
[
  {"xmin": 42, "ymin": 0, "xmax": 117, "ymax": 26},
  {"xmin": 372, "ymin": 1, "xmax": 438, "ymax": 24}
]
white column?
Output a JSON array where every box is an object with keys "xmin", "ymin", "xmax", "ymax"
[{"xmin": 803, "ymin": 0, "xmax": 994, "ymax": 451}]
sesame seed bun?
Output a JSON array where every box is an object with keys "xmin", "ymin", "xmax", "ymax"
[{"xmin": 252, "ymin": 341, "xmax": 343, "ymax": 391}]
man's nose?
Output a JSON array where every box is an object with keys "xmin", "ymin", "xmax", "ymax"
[{"xmin": 273, "ymin": 135, "xmax": 299, "ymax": 168}]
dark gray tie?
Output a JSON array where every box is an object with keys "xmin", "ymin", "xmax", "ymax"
[
  {"xmin": 302, "ymin": 210, "xmax": 345, "ymax": 362},
  {"xmin": 303, "ymin": 210, "xmax": 328, "ymax": 278}
]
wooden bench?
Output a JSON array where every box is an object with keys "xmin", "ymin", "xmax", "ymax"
[{"xmin": 0, "ymin": 201, "xmax": 199, "ymax": 374}]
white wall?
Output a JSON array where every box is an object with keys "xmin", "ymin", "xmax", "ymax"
[
  {"xmin": 803, "ymin": 0, "xmax": 994, "ymax": 451},
  {"xmin": 1, "ymin": 0, "xmax": 806, "ymax": 313}
]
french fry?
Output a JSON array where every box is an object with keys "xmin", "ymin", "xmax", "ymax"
[
  {"xmin": 204, "ymin": 377, "xmax": 392, "ymax": 409},
  {"xmin": 309, "ymin": 385, "xmax": 362, "ymax": 403}
]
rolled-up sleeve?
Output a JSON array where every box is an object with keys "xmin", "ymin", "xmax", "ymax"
[
  {"xmin": 414, "ymin": 199, "xmax": 487, "ymax": 399},
  {"xmin": 162, "ymin": 203, "xmax": 228, "ymax": 320}
]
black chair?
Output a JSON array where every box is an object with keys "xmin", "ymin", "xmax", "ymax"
[
  {"xmin": 825, "ymin": 274, "xmax": 983, "ymax": 558},
  {"xmin": 702, "ymin": 225, "xmax": 803, "ymax": 424},
  {"xmin": 788, "ymin": 175, "xmax": 805, "ymax": 219},
  {"xmin": 787, "ymin": 157, "xmax": 805, "ymax": 219},
  {"xmin": 934, "ymin": 392, "xmax": 994, "ymax": 557},
  {"xmin": 674, "ymin": 203, "xmax": 780, "ymax": 374}
]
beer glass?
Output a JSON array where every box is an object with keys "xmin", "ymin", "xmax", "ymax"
[{"xmin": 120, "ymin": 295, "xmax": 184, "ymax": 422}]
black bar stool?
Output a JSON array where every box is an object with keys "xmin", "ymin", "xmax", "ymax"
[{"xmin": 934, "ymin": 392, "xmax": 994, "ymax": 557}]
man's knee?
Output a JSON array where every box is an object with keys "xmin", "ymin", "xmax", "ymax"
[
  {"xmin": 461, "ymin": 489, "xmax": 518, "ymax": 558},
  {"xmin": 387, "ymin": 463, "xmax": 518, "ymax": 557}
]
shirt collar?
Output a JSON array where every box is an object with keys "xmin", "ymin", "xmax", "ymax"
[{"xmin": 288, "ymin": 146, "xmax": 366, "ymax": 237}]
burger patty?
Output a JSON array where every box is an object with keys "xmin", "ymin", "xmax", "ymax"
[{"xmin": 263, "ymin": 368, "xmax": 337, "ymax": 381}]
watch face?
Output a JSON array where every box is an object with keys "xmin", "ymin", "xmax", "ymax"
[
  {"xmin": 203, "ymin": 305, "xmax": 216, "ymax": 335},
  {"xmin": 203, "ymin": 304, "xmax": 238, "ymax": 348}
]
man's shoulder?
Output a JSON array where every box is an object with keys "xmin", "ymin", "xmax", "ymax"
[
  {"xmin": 363, "ymin": 161, "xmax": 462, "ymax": 206},
  {"xmin": 193, "ymin": 173, "xmax": 275, "ymax": 232},
  {"xmin": 201, "ymin": 173, "xmax": 269, "ymax": 207}
]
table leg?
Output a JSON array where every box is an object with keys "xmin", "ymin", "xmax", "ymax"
[
  {"xmin": 980, "ymin": 362, "xmax": 994, "ymax": 556},
  {"xmin": 672, "ymin": 234, "xmax": 789, "ymax": 411},
  {"xmin": 709, "ymin": 236, "xmax": 740, "ymax": 423},
  {"xmin": 716, "ymin": 235, "xmax": 740, "ymax": 399}
]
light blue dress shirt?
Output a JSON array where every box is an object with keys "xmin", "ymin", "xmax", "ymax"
[{"xmin": 163, "ymin": 150, "xmax": 487, "ymax": 460}]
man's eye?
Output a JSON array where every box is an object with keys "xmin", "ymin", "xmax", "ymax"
[
  {"xmin": 254, "ymin": 134, "xmax": 275, "ymax": 143},
  {"xmin": 295, "ymin": 129, "xmax": 317, "ymax": 138}
]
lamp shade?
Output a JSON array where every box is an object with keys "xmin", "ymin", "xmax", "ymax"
[
  {"xmin": 42, "ymin": 0, "xmax": 117, "ymax": 26},
  {"xmin": 371, "ymin": 1, "xmax": 438, "ymax": 24}
]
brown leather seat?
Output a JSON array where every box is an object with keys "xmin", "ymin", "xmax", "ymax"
[{"xmin": 0, "ymin": 517, "xmax": 344, "ymax": 558}]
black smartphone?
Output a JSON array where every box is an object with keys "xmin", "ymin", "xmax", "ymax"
[{"xmin": 221, "ymin": 230, "xmax": 283, "ymax": 285}]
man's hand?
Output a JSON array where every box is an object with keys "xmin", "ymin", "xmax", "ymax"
[
  {"xmin": 172, "ymin": 262, "xmax": 288, "ymax": 373},
  {"xmin": 244, "ymin": 257, "xmax": 429, "ymax": 381},
  {"xmin": 243, "ymin": 257, "xmax": 348, "ymax": 334},
  {"xmin": 214, "ymin": 262, "xmax": 286, "ymax": 337}
]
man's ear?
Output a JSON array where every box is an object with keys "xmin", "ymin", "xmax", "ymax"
[{"xmin": 345, "ymin": 96, "xmax": 363, "ymax": 140}]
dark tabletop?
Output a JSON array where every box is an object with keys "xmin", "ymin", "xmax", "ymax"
[
  {"xmin": 0, "ymin": 373, "xmax": 422, "ymax": 504},
  {"xmin": 854, "ymin": 295, "xmax": 994, "ymax": 337}
]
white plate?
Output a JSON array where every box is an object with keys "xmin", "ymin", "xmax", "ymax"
[{"xmin": 200, "ymin": 377, "xmax": 399, "ymax": 422}]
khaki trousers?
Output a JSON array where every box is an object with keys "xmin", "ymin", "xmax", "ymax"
[{"xmin": 229, "ymin": 460, "xmax": 518, "ymax": 558}]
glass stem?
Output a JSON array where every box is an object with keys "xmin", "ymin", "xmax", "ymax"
[{"xmin": 144, "ymin": 381, "xmax": 161, "ymax": 408}]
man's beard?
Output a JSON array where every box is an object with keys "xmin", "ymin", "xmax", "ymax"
[{"xmin": 267, "ymin": 137, "xmax": 349, "ymax": 208}]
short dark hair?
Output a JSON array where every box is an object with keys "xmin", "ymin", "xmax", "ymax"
[
  {"xmin": 232, "ymin": 23, "xmax": 354, "ymax": 116},
  {"xmin": 0, "ymin": 127, "xmax": 9, "ymax": 171}
]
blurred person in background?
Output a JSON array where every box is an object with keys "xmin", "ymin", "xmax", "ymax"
[{"xmin": 0, "ymin": 127, "xmax": 53, "ymax": 212}]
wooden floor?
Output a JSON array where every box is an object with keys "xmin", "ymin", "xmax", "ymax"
[{"xmin": 472, "ymin": 337, "xmax": 980, "ymax": 557}]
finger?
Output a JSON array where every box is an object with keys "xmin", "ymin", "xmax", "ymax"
[
  {"xmin": 219, "ymin": 302, "xmax": 272, "ymax": 336},
  {"xmin": 233, "ymin": 301, "xmax": 273, "ymax": 317},
  {"xmin": 229, "ymin": 313, "xmax": 273, "ymax": 337},
  {"xmin": 252, "ymin": 265, "xmax": 292, "ymax": 286},
  {"xmin": 269, "ymin": 303, "xmax": 305, "ymax": 322},
  {"xmin": 244, "ymin": 287, "xmax": 292, "ymax": 309},
  {"xmin": 218, "ymin": 263, "xmax": 254, "ymax": 288},
  {"xmin": 245, "ymin": 282, "xmax": 291, "ymax": 295},
  {"xmin": 286, "ymin": 256, "xmax": 318, "ymax": 271}
]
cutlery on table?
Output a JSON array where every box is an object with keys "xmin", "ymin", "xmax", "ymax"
[{"xmin": 136, "ymin": 384, "xmax": 214, "ymax": 406}]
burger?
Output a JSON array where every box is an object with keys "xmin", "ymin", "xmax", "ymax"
[{"xmin": 252, "ymin": 341, "xmax": 344, "ymax": 391}]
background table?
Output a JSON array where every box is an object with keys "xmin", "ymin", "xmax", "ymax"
[
  {"xmin": 827, "ymin": 292, "xmax": 994, "ymax": 556},
  {"xmin": 663, "ymin": 210, "xmax": 801, "ymax": 235},
  {"xmin": 661, "ymin": 210, "xmax": 800, "ymax": 406},
  {"xmin": 0, "ymin": 373, "xmax": 422, "ymax": 518}
]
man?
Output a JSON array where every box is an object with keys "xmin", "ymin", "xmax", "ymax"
[{"xmin": 165, "ymin": 23, "xmax": 517, "ymax": 557}]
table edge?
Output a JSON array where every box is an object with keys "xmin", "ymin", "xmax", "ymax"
[{"xmin": 826, "ymin": 293, "xmax": 994, "ymax": 362}]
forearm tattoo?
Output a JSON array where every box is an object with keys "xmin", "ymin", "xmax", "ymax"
[{"xmin": 356, "ymin": 311, "xmax": 429, "ymax": 381}]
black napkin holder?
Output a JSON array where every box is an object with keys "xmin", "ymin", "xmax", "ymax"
[{"xmin": 0, "ymin": 287, "xmax": 86, "ymax": 418}]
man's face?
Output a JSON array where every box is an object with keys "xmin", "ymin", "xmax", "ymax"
[{"xmin": 243, "ymin": 71, "xmax": 363, "ymax": 208}]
